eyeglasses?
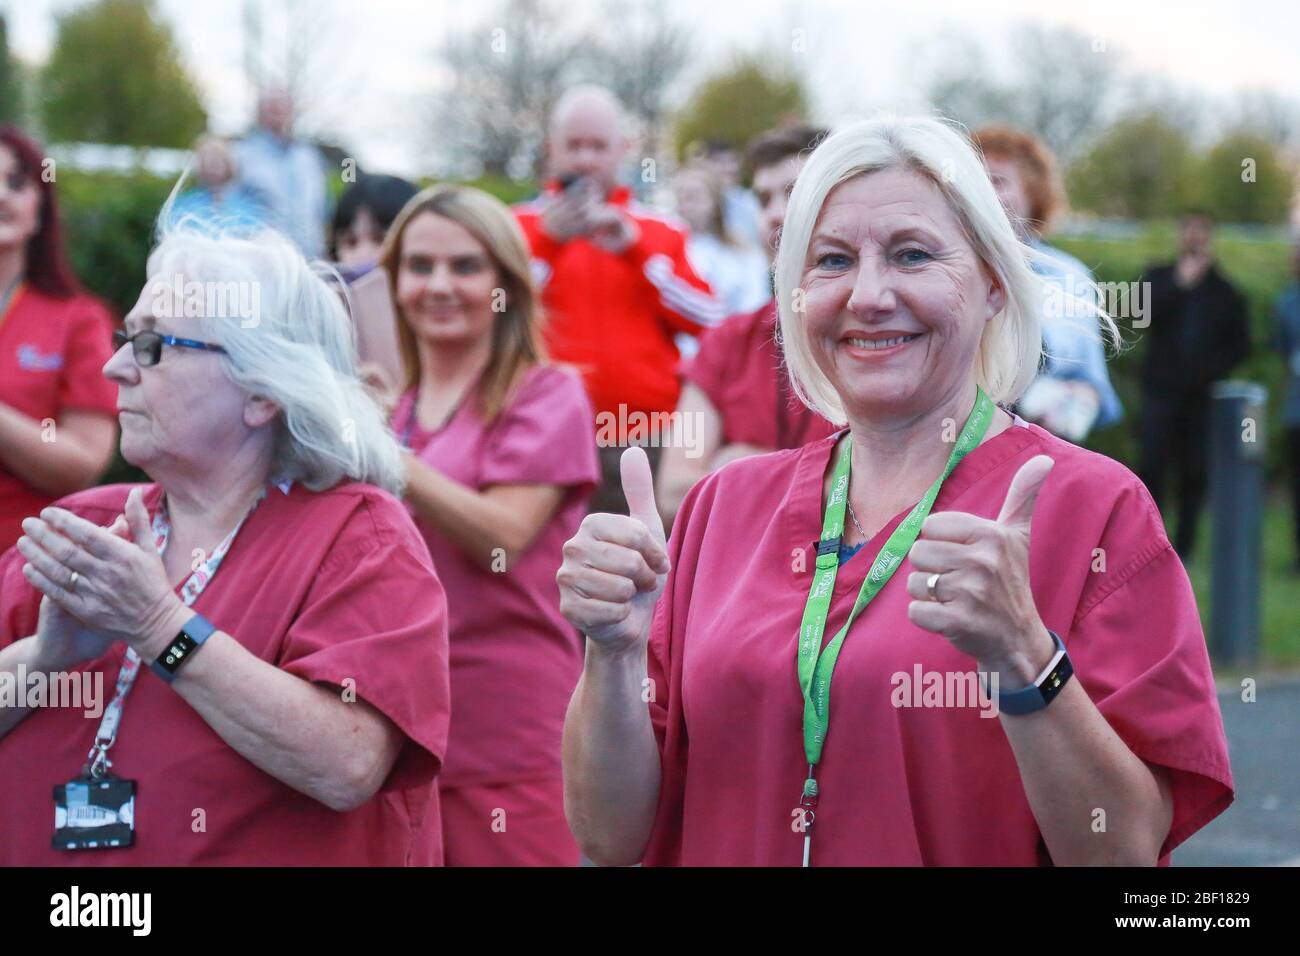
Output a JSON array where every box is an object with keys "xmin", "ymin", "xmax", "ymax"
[{"xmin": 112, "ymin": 329, "xmax": 228, "ymax": 367}]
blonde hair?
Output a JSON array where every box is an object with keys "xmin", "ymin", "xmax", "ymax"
[
  {"xmin": 775, "ymin": 115, "xmax": 1116, "ymax": 425},
  {"xmin": 379, "ymin": 184, "xmax": 547, "ymax": 422}
]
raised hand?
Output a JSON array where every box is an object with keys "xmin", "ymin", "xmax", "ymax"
[
  {"xmin": 540, "ymin": 180, "xmax": 599, "ymax": 243},
  {"xmin": 905, "ymin": 455, "xmax": 1056, "ymax": 677},
  {"xmin": 557, "ymin": 447, "xmax": 670, "ymax": 653},
  {"xmin": 25, "ymin": 513, "xmax": 131, "ymax": 671},
  {"xmin": 19, "ymin": 487, "xmax": 188, "ymax": 659}
]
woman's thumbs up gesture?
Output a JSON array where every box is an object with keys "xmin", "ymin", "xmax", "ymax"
[
  {"xmin": 905, "ymin": 455, "xmax": 1057, "ymax": 681},
  {"xmin": 557, "ymin": 447, "xmax": 671, "ymax": 654}
]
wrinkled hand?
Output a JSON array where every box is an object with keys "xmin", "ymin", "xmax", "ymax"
[
  {"xmin": 28, "ymin": 515, "xmax": 131, "ymax": 671},
  {"xmin": 18, "ymin": 487, "xmax": 187, "ymax": 659},
  {"xmin": 557, "ymin": 447, "xmax": 670, "ymax": 654},
  {"xmin": 905, "ymin": 455, "xmax": 1056, "ymax": 681}
]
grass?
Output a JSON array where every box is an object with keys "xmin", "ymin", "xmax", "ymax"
[{"xmin": 1177, "ymin": 495, "xmax": 1300, "ymax": 669}]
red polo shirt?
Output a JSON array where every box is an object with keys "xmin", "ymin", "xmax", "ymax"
[
  {"xmin": 681, "ymin": 299, "xmax": 838, "ymax": 450},
  {"xmin": 0, "ymin": 284, "xmax": 118, "ymax": 551}
]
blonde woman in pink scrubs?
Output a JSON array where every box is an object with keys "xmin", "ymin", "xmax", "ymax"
[
  {"xmin": 558, "ymin": 117, "xmax": 1234, "ymax": 867},
  {"xmin": 381, "ymin": 185, "xmax": 599, "ymax": 866}
]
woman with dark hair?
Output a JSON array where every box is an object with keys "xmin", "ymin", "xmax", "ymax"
[
  {"xmin": 0, "ymin": 126, "xmax": 117, "ymax": 552},
  {"xmin": 331, "ymin": 173, "xmax": 419, "ymax": 277}
]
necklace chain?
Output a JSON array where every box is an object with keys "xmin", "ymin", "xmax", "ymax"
[{"xmin": 845, "ymin": 498, "xmax": 867, "ymax": 543}]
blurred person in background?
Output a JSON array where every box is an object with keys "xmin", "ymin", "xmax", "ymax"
[
  {"xmin": 0, "ymin": 126, "xmax": 117, "ymax": 553},
  {"xmin": 1271, "ymin": 238, "xmax": 1300, "ymax": 570},
  {"xmin": 330, "ymin": 173, "xmax": 419, "ymax": 279},
  {"xmin": 1137, "ymin": 211, "xmax": 1250, "ymax": 560},
  {"xmin": 974, "ymin": 126, "xmax": 1122, "ymax": 443},
  {"xmin": 0, "ymin": 223, "xmax": 450, "ymax": 865},
  {"xmin": 168, "ymin": 135, "xmax": 267, "ymax": 234},
  {"xmin": 658, "ymin": 124, "xmax": 836, "ymax": 527},
  {"xmin": 674, "ymin": 162, "xmax": 770, "ymax": 317},
  {"xmin": 514, "ymin": 85, "xmax": 725, "ymax": 516},
  {"xmin": 234, "ymin": 88, "xmax": 329, "ymax": 258},
  {"xmin": 697, "ymin": 139, "xmax": 763, "ymax": 249},
  {"xmin": 382, "ymin": 184, "xmax": 599, "ymax": 866}
]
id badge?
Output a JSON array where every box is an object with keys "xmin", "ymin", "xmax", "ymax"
[{"xmin": 53, "ymin": 776, "xmax": 136, "ymax": 850}]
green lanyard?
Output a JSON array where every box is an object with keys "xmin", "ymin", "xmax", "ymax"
[{"xmin": 795, "ymin": 386, "xmax": 994, "ymax": 865}]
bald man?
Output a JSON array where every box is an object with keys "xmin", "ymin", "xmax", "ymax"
[
  {"xmin": 515, "ymin": 86, "xmax": 725, "ymax": 515},
  {"xmin": 234, "ymin": 88, "xmax": 329, "ymax": 258}
]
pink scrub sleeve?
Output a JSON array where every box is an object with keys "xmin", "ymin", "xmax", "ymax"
[
  {"xmin": 642, "ymin": 471, "xmax": 713, "ymax": 863},
  {"xmin": 478, "ymin": 365, "xmax": 599, "ymax": 492},
  {"xmin": 275, "ymin": 502, "xmax": 451, "ymax": 794},
  {"xmin": 1062, "ymin": 479, "xmax": 1234, "ymax": 859}
]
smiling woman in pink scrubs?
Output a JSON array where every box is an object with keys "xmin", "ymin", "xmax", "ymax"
[
  {"xmin": 380, "ymin": 185, "xmax": 599, "ymax": 866},
  {"xmin": 558, "ymin": 116, "xmax": 1234, "ymax": 867}
]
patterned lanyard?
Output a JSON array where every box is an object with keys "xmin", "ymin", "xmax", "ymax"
[
  {"xmin": 793, "ymin": 387, "xmax": 994, "ymax": 865},
  {"xmin": 82, "ymin": 488, "xmax": 267, "ymax": 779}
]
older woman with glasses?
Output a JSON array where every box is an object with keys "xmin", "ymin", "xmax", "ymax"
[
  {"xmin": 558, "ymin": 116, "xmax": 1233, "ymax": 867},
  {"xmin": 0, "ymin": 221, "xmax": 451, "ymax": 866}
]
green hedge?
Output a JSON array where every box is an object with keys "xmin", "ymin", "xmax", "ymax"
[{"xmin": 58, "ymin": 168, "xmax": 175, "ymax": 320}]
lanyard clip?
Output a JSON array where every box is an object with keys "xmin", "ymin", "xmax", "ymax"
[
  {"xmin": 814, "ymin": 536, "xmax": 841, "ymax": 569},
  {"xmin": 85, "ymin": 744, "xmax": 112, "ymax": 780}
]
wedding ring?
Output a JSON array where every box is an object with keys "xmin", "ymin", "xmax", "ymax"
[
  {"xmin": 925, "ymin": 572, "xmax": 941, "ymax": 602},
  {"xmin": 69, "ymin": 570, "xmax": 79, "ymax": 592}
]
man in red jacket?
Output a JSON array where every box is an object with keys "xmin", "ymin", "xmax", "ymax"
[{"xmin": 515, "ymin": 85, "xmax": 725, "ymax": 514}]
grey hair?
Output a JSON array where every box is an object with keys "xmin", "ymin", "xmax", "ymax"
[
  {"xmin": 774, "ymin": 114, "xmax": 1118, "ymax": 425},
  {"xmin": 145, "ymin": 216, "xmax": 405, "ymax": 496}
]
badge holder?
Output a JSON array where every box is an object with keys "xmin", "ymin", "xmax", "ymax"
[{"xmin": 53, "ymin": 719, "xmax": 136, "ymax": 850}]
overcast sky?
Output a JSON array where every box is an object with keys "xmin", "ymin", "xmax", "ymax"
[{"xmin": 7, "ymin": 0, "xmax": 1300, "ymax": 176}]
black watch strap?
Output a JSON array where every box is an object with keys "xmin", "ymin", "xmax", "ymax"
[
  {"xmin": 149, "ymin": 613, "xmax": 217, "ymax": 684},
  {"xmin": 998, "ymin": 629, "xmax": 1073, "ymax": 716}
]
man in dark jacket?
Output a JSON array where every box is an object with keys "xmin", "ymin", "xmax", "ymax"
[{"xmin": 1137, "ymin": 212, "xmax": 1250, "ymax": 559}]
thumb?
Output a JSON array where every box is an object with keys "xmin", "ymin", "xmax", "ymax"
[
  {"xmin": 620, "ymin": 446, "xmax": 666, "ymax": 545},
  {"xmin": 125, "ymin": 487, "xmax": 159, "ymax": 555},
  {"xmin": 106, "ymin": 514, "xmax": 131, "ymax": 541},
  {"xmin": 996, "ymin": 455, "xmax": 1055, "ymax": 534}
]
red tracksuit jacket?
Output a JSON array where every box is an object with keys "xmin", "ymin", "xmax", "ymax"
[{"xmin": 514, "ymin": 183, "xmax": 725, "ymax": 419}]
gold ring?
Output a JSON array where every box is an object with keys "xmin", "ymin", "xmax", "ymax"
[
  {"xmin": 925, "ymin": 572, "xmax": 941, "ymax": 602},
  {"xmin": 69, "ymin": 570, "xmax": 79, "ymax": 592}
]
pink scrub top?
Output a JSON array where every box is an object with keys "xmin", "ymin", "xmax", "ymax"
[
  {"xmin": 0, "ymin": 480, "xmax": 451, "ymax": 866},
  {"xmin": 642, "ymin": 421, "xmax": 1234, "ymax": 865},
  {"xmin": 394, "ymin": 364, "xmax": 600, "ymax": 786}
]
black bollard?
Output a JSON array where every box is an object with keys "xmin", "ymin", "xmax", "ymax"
[{"xmin": 1209, "ymin": 380, "xmax": 1266, "ymax": 667}]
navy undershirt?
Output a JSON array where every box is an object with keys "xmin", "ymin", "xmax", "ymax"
[{"xmin": 838, "ymin": 541, "xmax": 866, "ymax": 565}]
